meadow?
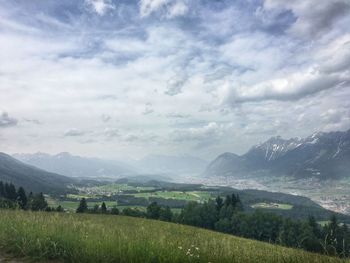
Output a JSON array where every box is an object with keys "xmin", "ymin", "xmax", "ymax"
[
  {"xmin": 133, "ymin": 190, "xmax": 211, "ymax": 202},
  {"xmin": 0, "ymin": 210, "xmax": 348, "ymax": 263},
  {"xmin": 251, "ymin": 202, "xmax": 293, "ymax": 210}
]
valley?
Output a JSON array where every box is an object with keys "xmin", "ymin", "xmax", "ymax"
[{"xmin": 191, "ymin": 175, "xmax": 350, "ymax": 215}]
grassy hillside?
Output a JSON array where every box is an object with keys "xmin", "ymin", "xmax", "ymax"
[{"xmin": 0, "ymin": 210, "xmax": 348, "ymax": 263}]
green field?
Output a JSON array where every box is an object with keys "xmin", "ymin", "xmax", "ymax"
[
  {"xmin": 251, "ymin": 202, "xmax": 293, "ymax": 210},
  {"xmin": 0, "ymin": 210, "xmax": 348, "ymax": 263},
  {"xmin": 133, "ymin": 190, "xmax": 212, "ymax": 202},
  {"xmin": 76, "ymin": 184, "xmax": 155, "ymax": 196}
]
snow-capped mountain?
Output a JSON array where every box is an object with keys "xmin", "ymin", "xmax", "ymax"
[{"xmin": 205, "ymin": 130, "xmax": 350, "ymax": 179}]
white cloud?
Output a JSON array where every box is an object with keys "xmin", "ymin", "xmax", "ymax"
[
  {"xmin": 171, "ymin": 122, "xmax": 232, "ymax": 142},
  {"xmin": 222, "ymin": 34, "xmax": 350, "ymax": 104},
  {"xmin": 167, "ymin": 1, "xmax": 189, "ymax": 18},
  {"xmin": 0, "ymin": 1, "xmax": 349, "ymax": 159},
  {"xmin": 86, "ymin": 0, "xmax": 115, "ymax": 16},
  {"xmin": 139, "ymin": 0, "xmax": 189, "ymax": 18}
]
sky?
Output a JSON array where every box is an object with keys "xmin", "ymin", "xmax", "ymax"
[{"xmin": 0, "ymin": 0, "xmax": 350, "ymax": 161}]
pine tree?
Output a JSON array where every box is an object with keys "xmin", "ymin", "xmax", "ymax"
[
  {"xmin": 235, "ymin": 194, "xmax": 244, "ymax": 211},
  {"xmin": 215, "ymin": 196, "xmax": 224, "ymax": 212},
  {"xmin": 159, "ymin": 206, "xmax": 173, "ymax": 221},
  {"xmin": 146, "ymin": 202, "xmax": 161, "ymax": 219},
  {"xmin": 0, "ymin": 181, "xmax": 4, "ymax": 197},
  {"xmin": 17, "ymin": 187, "xmax": 27, "ymax": 209},
  {"xmin": 76, "ymin": 198, "xmax": 88, "ymax": 213},
  {"xmin": 56, "ymin": 205, "xmax": 64, "ymax": 212},
  {"xmin": 31, "ymin": 192, "xmax": 48, "ymax": 211},
  {"xmin": 101, "ymin": 202, "xmax": 107, "ymax": 213},
  {"xmin": 92, "ymin": 204, "xmax": 99, "ymax": 213},
  {"xmin": 5, "ymin": 183, "xmax": 17, "ymax": 201}
]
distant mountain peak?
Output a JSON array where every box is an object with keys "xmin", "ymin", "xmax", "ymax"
[{"xmin": 205, "ymin": 129, "xmax": 350, "ymax": 180}]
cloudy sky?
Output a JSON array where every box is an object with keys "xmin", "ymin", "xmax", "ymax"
[{"xmin": 0, "ymin": 0, "xmax": 349, "ymax": 160}]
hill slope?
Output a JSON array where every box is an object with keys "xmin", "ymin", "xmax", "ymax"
[
  {"xmin": 0, "ymin": 152, "xmax": 74, "ymax": 193},
  {"xmin": 205, "ymin": 130, "xmax": 350, "ymax": 179},
  {"xmin": 0, "ymin": 210, "xmax": 346, "ymax": 263}
]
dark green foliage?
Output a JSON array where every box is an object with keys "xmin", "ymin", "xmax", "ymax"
[
  {"xmin": 5, "ymin": 183, "xmax": 17, "ymax": 201},
  {"xmin": 110, "ymin": 206, "xmax": 119, "ymax": 215},
  {"xmin": 56, "ymin": 205, "xmax": 64, "ymax": 212},
  {"xmin": 159, "ymin": 206, "xmax": 172, "ymax": 221},
  {"xmin": 0, "ymin": 181, "xmax": 4, "ymax": 197},
  {"xmin": 92, "ymin": 204, "xmax": 99, "ymax": 213},
  {"xmin": 17, "ymin": 187, "xmax": 27, "ymax": 209},
  {"xmin": 146, "ymin": 202, "xmax": 161, "ymax": 219},
  {"xmin": 30, "ymin": 192, "xmax": 48, "ymax": 211},
  {"xmin": 101, "ymin": 202, "xmax": 107, "ymax": 213},
  {"xmin": 215, "ymin": 196, "xmax": 224, "ymax": 211},
  {"xmin": 122, "ymin": 207, "xmax": 145, "ymax": 217},
  {"xmin": 76, "ymin": 198, "xmax": 88, "ymax": 213}
]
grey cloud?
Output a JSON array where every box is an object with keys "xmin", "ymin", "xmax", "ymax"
[
  {"xmin": 64, "ymin": 128, "xmax": 86, "ymax": 137},
  {"xmin": 224, "ymin": 35, "xmax": 350, "ymax": 105},
  {"xmin": 96, "ymin": 95, "xmax": 119, "ymax": 101},
  {"xmin": 166, "ymin": 112, "xmax": 190, "ymax": 119},
  {"xmin": 164, "ymin": 74, "xmax": 187, "ymax": 96},
  {"xmin": 0, "ymin": 112, "xmax": 18, "ymax": 128},
  {"xmin": 103, "ymin": 128, "xmax": 120, "ymax": 139},
  {"xmin": 101, "ymin": 114, "xmax": 111, "ymax": 122},
  {"xmin": 264, "ymin": 0, "xmax": 350, "ymax": 37},
  {"xmin": 226, "ymin": 74, "xmax": 347, "ymax": 104},
  {"xmin": 23, "ymin": 119, "xmax": 42, "ymax": 125},
  {"xmin": 320, "ymin": 41, "xmax": 350, "ymax": 74},
  {"xmin": 143, "ymin": 103, "xmax": 154, "ymax": 115}
]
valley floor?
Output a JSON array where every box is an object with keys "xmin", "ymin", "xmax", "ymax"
[{"xmin": 187, "ymin": 175, "xmax": 350, "ymax": 215}]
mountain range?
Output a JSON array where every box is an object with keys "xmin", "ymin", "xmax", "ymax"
[
  {"xmin": 205, "ymin": 130, "xmax": 350, "ymax": 180},
  {"xmin": 13, "ymin": 152, "xmax": 134, "ymax": 179},
  {"xmin": 13, "ymin": 152, "xmax": 208, "ymax": 179},
  {"xmin": 0, "ymin": 152, "xmax": 73, "ymax": 193}
]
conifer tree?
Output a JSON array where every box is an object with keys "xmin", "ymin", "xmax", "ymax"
[
  {"xmin": 0, "ymin": 181, "xmax": 4, "ymax": 197},
  {"xmin": 76, "ymin": 198, "xmax": 88, "ymax": 213},
  {"xmin": 101, "ymin": 202, "xmax": 107, "ymax": 213},
  {"xmin": 17, "ymin": 187, "xmax": 27, "ymax": 209},
  {"xmin": 31, "ymin": 192, "xmax": 48, "ymax": 211}
]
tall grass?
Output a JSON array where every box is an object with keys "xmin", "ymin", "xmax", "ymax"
[{"xmin": 0, "ymin": 210, "xmax": 347, "ymax": 263}]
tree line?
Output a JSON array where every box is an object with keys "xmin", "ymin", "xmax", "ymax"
[
  {"xmin": 76, "ymin": 194, "xmax": 350, "ymax": 258},
  {"xmin": 0, "ymin": 181, "xmax": 63, "ymax": 212}
]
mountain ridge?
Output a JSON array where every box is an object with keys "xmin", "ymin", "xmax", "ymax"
[
  {"xmin": 205, "ymin": 129, "xmax": 350, "ymax": 179},
  {"xmin": 13, "ymin": 152, "xmax": 135, "ymax": 179}
]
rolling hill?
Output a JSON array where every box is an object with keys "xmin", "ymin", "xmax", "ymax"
[
  {"xmin": 205, "ymin": 129, "xmax": 350, "ymax": 179},
  {"xmin": 0, "ymin": 152, "xmax": 74, "ymax": 193}
]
